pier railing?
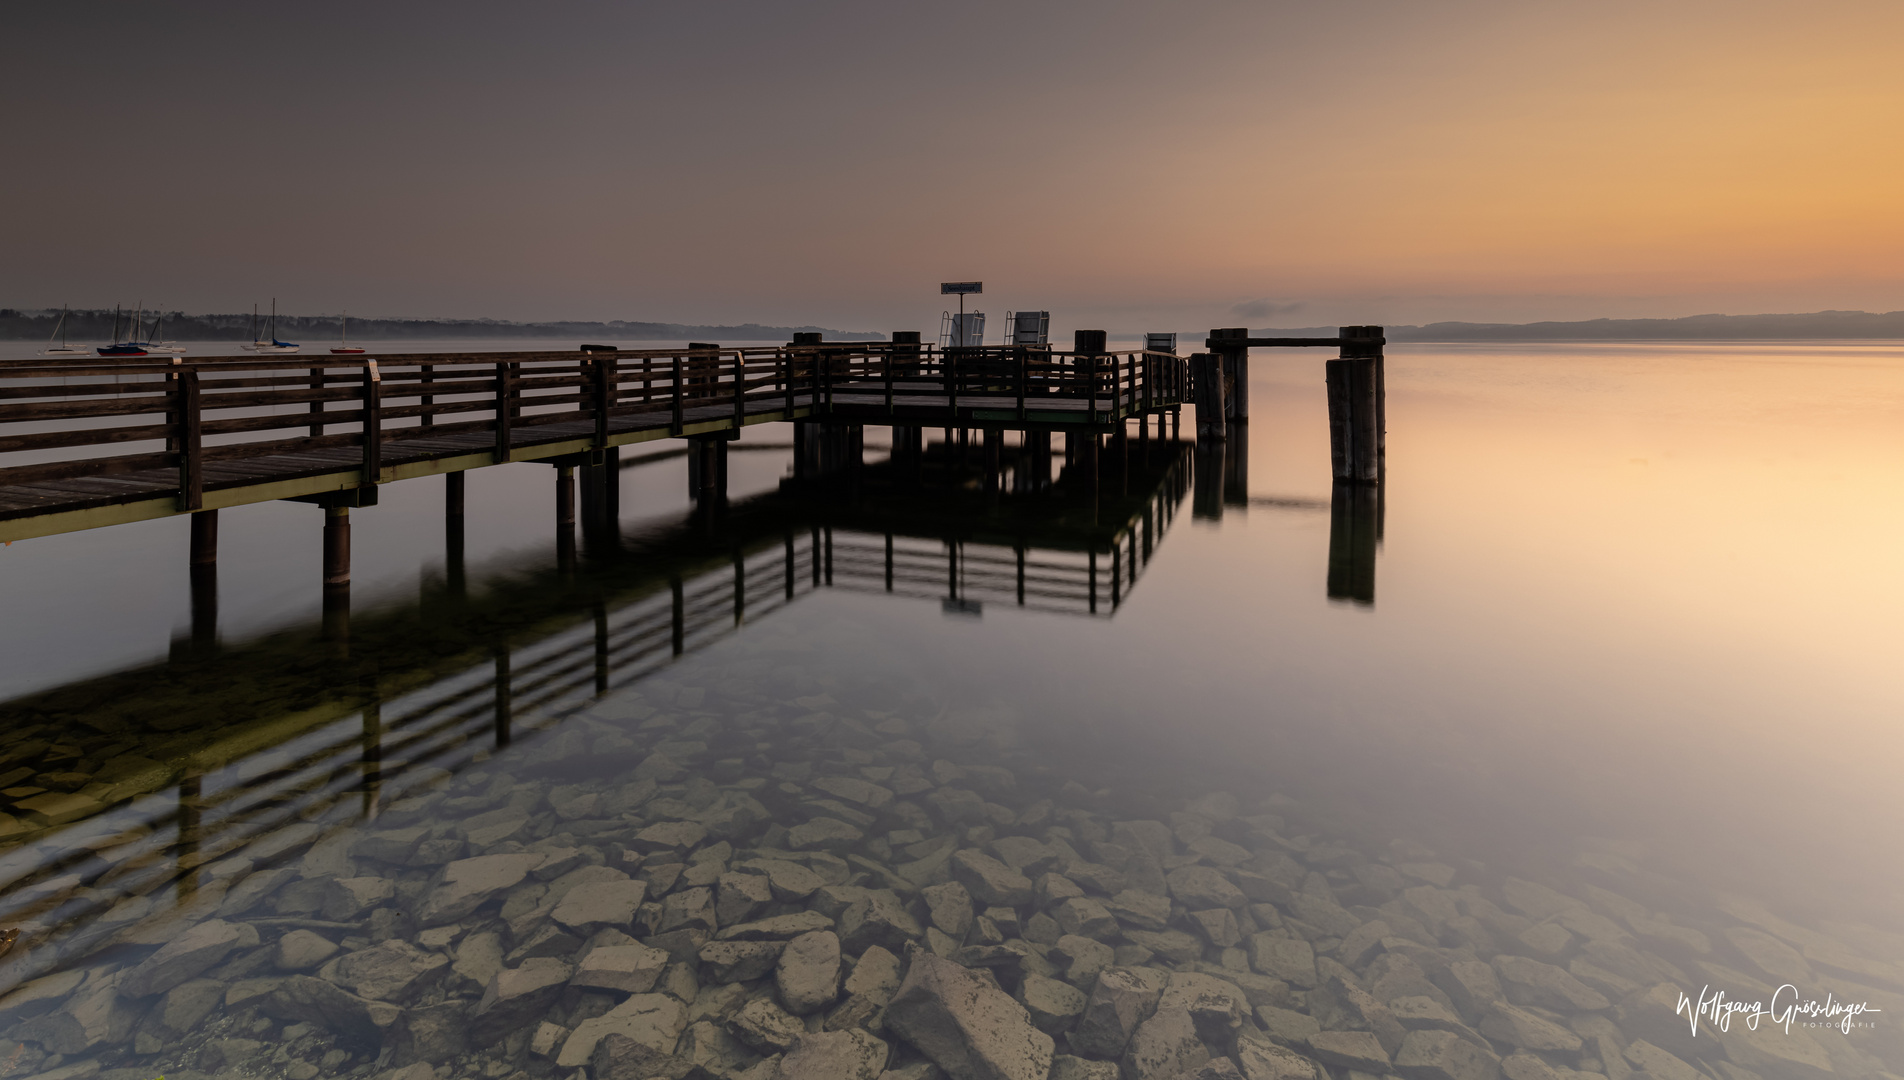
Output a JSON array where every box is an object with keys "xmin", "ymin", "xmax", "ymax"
[{"xmin": 0, "ymin": 344, "xmax": 1187, "ymax": 527}]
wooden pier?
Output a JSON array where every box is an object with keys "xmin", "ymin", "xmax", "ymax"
[{"xmin": 0, "ymin": 323, "xmax": 1382, "ymax": 610}]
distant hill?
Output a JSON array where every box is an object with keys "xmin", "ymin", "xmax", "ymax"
[
  {"xmin": 0, "ymin": 309, "xmax": 885, "ymax": 342},
  {"xmin": 1255, "ymin": 310, "xmax": 1904, "ymax": 342}
]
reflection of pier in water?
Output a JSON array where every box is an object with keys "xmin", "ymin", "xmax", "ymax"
[{"xmin": 0, "ymin": 444, "xmax": 1191, "ymax": 988}]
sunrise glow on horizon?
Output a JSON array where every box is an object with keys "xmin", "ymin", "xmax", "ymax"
[{"xmin": 7, "ymin": 1, "xmax": 1903, "ymax": 331}]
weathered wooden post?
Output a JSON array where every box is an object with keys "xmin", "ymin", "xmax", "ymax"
[
  {"xmin": 983, "ymin": 427, "xmax": 1002, "ymax": 496},
  {"xmin": 1223, "ymin": 418, "xmax": 1249, "ymax": 508},
  {"xmin": 1191, "ymin": 353, "xmax": 1226, "ymax": 440},
  {"xmin": 323, "ymin": 505, "xmax": 350, "ymax": 644},
  {"xmin": 555, "ymin": 463, "xmax": 576, "ymax": 571},
  {"xmin": 1328, "ymin": 326, "xmax": 1385, "ymax": 482},
  {"xmin": 1211, "ymin": 327, "xmax": 1250, "ymax": 423}
]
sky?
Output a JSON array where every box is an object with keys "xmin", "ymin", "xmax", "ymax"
[{"xmin": 6, "ymin": 0, "xmax": 1904, "ymax": 334}]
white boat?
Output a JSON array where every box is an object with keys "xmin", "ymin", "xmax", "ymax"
[
  {"xmin": 241, "ymin": 299, "xmax": 300, "ymax": 354},
  {"xmin": 330, "ymin": 310, "xmax": 365, "ymax": 355},
  {"xmin": 141, "ymin": 309, "xmax": 186, "ymax": 354},
  {"xmin": 38, "ymin": 306, "xmax": 88, "ymax": 357}
]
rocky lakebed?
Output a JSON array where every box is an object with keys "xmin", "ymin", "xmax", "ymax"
[{"xmin": 0, "ymin": 648, "xmax": 1899, "ymax": 1080}]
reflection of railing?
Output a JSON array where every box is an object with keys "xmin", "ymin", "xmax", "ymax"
[
  {"xmin": 0, "ymin": 450, "xmax": 1193, "ymax": 991},
  {"xmin": 0, "ymin": 345, "xmax": 1189, "ymax": 541}
]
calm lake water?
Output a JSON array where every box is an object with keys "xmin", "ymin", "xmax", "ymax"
[{"xmin": 0, "ymin": 342, "xmax": 1897, "ymax": 1080}]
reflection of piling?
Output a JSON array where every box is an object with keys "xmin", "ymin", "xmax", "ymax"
[
  {"xmin": 1327, "ymin": 480, "xmax": 1381, "ymax": 605},
  {"xmin": 445, "ymin": 472, "xmax": 466, "ymax": 597},
  {"xmin": 176, "ymin": 772, "xmax": 201, "ymax": 902},
  {"xmin": 360, "ymin": 686, "xmax": 383, "ymax": 820},
  {"xmin": 1326, "ymin": 326, "xmax": 1384, "ymax": 483},
  {"xmin": 188, "ymin": 510, "xmax": 219, "ymax": 654},
  {"xmin": 1223, "ymin": 422, "xmax": 1249, "ymax": 508},
  {"xmin": 492, "ymin": 647, "xmax": 512, "ymax": 748},
  {"xmin": 1192, "ymin": 440, "xmax": 1226, "ymax": 520}
]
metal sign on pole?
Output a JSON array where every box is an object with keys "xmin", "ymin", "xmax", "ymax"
[{"xmin": 939, "ymin": 282, "xmax": 984, "ymax": 348}]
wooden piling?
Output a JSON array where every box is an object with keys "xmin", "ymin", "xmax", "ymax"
[
  {"xmin": 1211, "ymin": 327, "xmax": 1249, "ymax": 423},
  {"xmin": 189, "ymin": 509, "xmax": 218, "ymax": 566},
  {"xmin": 323, "ymin": 506, "xmax": 350, "ymax": 586},
  {"xmin": 1191, "ymin": 354, "xmax": 1226, "ymax": 440},
  {"xmin": 556, "ymin": 464, "xmax": 576, "ymax": 569},
  {"xmin": 1332, "ymin": 326, "xmax": 1384, "ymax": 483}
]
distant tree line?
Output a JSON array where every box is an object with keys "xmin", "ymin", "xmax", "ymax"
[
  {"xmin": 0, "ymin": 309, "xmax": 885, "ymax": 342},
  {"xmin": 1261, "ymin": 311, "xmax": 1904, "ymax": 341}
]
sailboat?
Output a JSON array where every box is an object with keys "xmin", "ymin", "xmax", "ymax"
[
  {"xmin": 97, "ymin": 305, "xmax": 150, "ymax": 357},
  {"xmin": 241, "ymin": 299, "xmax": 300, "ymax": 354},
  {"xmin": 39, "ymin": 306, "xmax": 88, "ymax": 357},
  {"xmin": 143, "ymin": 308, "xmax": 186, "ymax": 355},
  {"xmin": 331, "ymin": 310, "xmax": 365, "ymax": 355}
]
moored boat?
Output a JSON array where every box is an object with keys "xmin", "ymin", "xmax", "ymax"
[
  {"xmin": 39, "ymin": 306, "xmax": 88, "ymax": 357},
  {"xmin": 330, "ymin": 310, "xmax": 365, "ymax": 354}
]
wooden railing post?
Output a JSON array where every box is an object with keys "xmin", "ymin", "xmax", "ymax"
[
  {"xmin": 884, "ymin": 345, "xmax": 895, "ymax": 417},
  {"xmin": 593, "ymin": 354, "xmax": 615, "ymax": 447},
  {"xmin": 176, "ymin": 365, "xmax": 202, "ymax": 511},
  {"xmin": 782, "ymin": 348, "xmax": 794, "ymax": 416},
  {"xmin": 493, "ymin": 362, "xmax": 513, "ymax": 462},
  {"xmin": 671, "ymin": 354, "xmax": 685, "ymax": 435},
  {"xmin": 732, "ymin": 350, "xmax": 746, "ymax": 430},
  {"xmin": 420, "ymin": 362, "xmax": 435, "ymax": 428},
  {"xmin": 308, "ymin": 366, "xmax": 324, "ymax": 438},
  {"xmin": 1016, "ymin": 347, "xmax": 1028, "ymax": 420},
  {"xmin": 362, "ymin": 361, "xmax": 382, "ymax": 485}
]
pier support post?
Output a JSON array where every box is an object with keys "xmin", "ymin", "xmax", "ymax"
[
  {"xmin": 1191, "ymin": 354, "xmax": 1226, "ymax": 440},
  {"xmin": 555, "ymin": 463, "xmax": 576, "ymax": 570},
  {"xmin": 322, "ymin": 506, "xmax": 350, "ymax": 644},
  {"xmin": 1328, "ymin": 326, "xmax": 1385, "ymax": 482},
  {"xmin": 1211, "ymin": 327, "xmax": 1249, "ymax": 423},
  {"xmin": 1029, "ymin": 431, "xmax": 1051, "ymax": 490},
  {"xmin": 323, "ymin": 506, "xmax": 351, "ymax": 588},
  {"xmin": 189, "ymin": 509, "xmax": 218, "ymax": 566},
  {"xmin": 983, "ymin": 428, "xmax": 1002, "ymax": 496},
  {"xmin": 688, "ymin": 435, "xmax": 728, "ymax": 507}
]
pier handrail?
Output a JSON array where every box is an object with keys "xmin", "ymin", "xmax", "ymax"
[{"xmin": 0, "ymin": 344, "xmax": 1190, "ymax": 530}]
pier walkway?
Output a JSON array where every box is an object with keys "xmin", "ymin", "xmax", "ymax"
[{"xmin": 0, "ymin": 342, "xmax": 1188, "ymax": 542}]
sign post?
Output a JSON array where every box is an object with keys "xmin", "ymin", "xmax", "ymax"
[{"xmin": 941, "ymin": 282, "xmax": 982, "ymax": 347}]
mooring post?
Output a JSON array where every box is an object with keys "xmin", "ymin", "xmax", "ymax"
[
  {"xmin": 1332, "ymin": 325, "xmax": 1385, "ymax": 482},
  {"xmin": 1191, "ymin": 353, "xmax": 1226, "ymax": 440},
  {"xmin": 1211, "ymin": 327, "xmax": 1250, "ymax": 423}
]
